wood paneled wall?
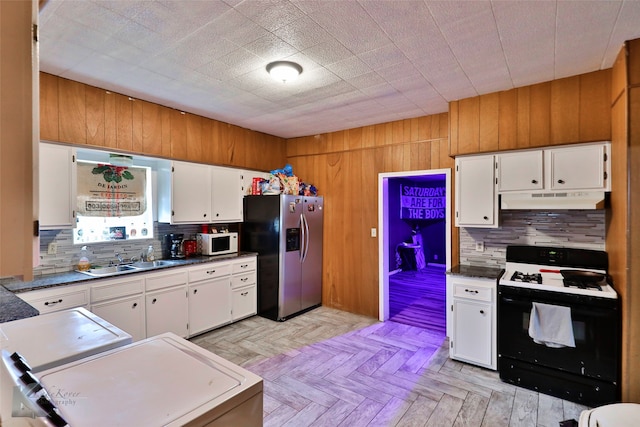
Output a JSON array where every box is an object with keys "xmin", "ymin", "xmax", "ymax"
[
  {"xmin": 0, "ymin": 1, "xmax": 35, "ymax": 281},
  {"xmin": 39, "ymin": 73, "xmax": 286, "ymax": 171},
  {"xmin": 608, "ymin": 39, "xmax": 640, "ymax": 403},
  {"xmin": 449, "ymin": 70, "xmax": 612, "ymax": 155},
  {"xmin": 286, "ymin": 114, "xmax": 455, "ymax": 318}
]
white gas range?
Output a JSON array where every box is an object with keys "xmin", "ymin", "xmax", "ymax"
[
  {"xmin": 497, "ymin": 245, "xmax": 620, "ymax": 407},
  {"xmin": 500, "ymin": 246, "xmax": 617, "ymax": 299}
]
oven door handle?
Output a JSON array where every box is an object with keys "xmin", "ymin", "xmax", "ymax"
[{"xmin": 500, "ymin": 296, "xmax": 616, "ymax": 317}]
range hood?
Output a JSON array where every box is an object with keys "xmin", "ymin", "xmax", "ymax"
[{"xmin": 500, "ymin": 191, "xmax": 607, "ymax": 210}]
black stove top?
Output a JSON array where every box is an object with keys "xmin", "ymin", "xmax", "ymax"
[{"xmin": 510, "ymin": 271, "xmax": 542, "ymax": 284}]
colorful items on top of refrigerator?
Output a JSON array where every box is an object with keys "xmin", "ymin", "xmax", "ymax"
[{"xmin": 250, "ymin": 163, "xmax": 318, "ymax": 196}]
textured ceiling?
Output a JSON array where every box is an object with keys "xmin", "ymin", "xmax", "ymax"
[{"xmin": 39, "ymin": 0, "xmax": 640, "ymax": 139}]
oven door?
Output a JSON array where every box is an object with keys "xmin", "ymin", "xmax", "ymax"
[{"xmin": 498, "ymin": 285, "xmax": 619, "ymax": 382}]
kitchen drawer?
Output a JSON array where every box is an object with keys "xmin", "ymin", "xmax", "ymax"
[
  {"xmin": 231, "ymin": 258, "xmax": 256, "ymax": 274},
  {"xmin": 188, "ymin": 263, "xmax": 231, "ymax": 283},
  {"xmin": 231, "ymin": 272, "xmax": 256, "ymax": 289},
  {"xmin": 453, "ymin": 283, "xmax": 493, "ymax": 302},
  {"xmin": 231, "ymin": 285, "xmax": 257, "ymax": 321},
  {"xmin": 21, "ymin": 286, "xmax": 89, "ymax": 314},
  {"xmin": 91, "ymin": 277, "xmax": 144, "ymax": 303},
  {"xmin": 145, "ymin": 269, "xmax": 188, "ymax": 292}
]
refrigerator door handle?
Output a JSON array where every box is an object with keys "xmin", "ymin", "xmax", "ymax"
[
  {"xmin": 300, "ymin": 213, "xmax": 306, "ymax": 262},
  {"xmin": 301, "ymin": 213, "xmax": 310, "ymax": 263}
]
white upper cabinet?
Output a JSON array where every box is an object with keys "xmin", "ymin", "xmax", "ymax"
[
  {"xmin": 496, "ymin": 142, "xmax": 611, "ymax": 193},
  {"xmin": 159, "ymin": 161, "xmax": 249, "ymax": 224},
  {"xmin": 455, "ymin": 155, "xmax": 499, "ymax": 228},
  {"xmin": 211, "ymin": 166, "xmax": 243, "ymax": 223},
  {"xmin": 546, "ymin": 143, "xmax": 610, "ymax": 191},
  {"xmin": 158, "ymin": 160, "xmax": 212, "ymax": 224},
  {"xmin": 497, "ymin": 150, "xmax": 544, "ymax": 192},
  {"xmin": 39, "ymin": 142, "xmax": 77, "ymax": 229}
]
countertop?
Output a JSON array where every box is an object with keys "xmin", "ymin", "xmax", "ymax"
[
  {"xmin": 0, "ymin": 286, "xmax": 39, "ymax": 323},
  {"xmin": 0, "ymin": 252, "xmax": 257, "ymax": 323},
  {"xmin": 447, "ymin": 264, "xmax": 504, "ymax": 281}
]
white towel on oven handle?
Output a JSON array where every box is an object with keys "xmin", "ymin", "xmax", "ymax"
[{"xmin": 528, "ymin": 302, "xmax": 576, "ymax": 348}]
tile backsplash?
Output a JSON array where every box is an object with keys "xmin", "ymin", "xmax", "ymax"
[
  {"xmin": 460, "ymin": 210, "xmax": 605, "ymax": 268},
  {"xmin": 31, "ymin": 222, "xmax": 224, "ymax": 277}
]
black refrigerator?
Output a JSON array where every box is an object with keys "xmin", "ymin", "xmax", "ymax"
[{"xmin": 242, "ymin": 195, "xmax": 323, "ymax": 321}]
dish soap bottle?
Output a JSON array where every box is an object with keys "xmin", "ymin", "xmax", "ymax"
[
  {"xmin": 77, "ymin": 246, "xmax": 91, "ymax": 271},
  {"xmin": 146, "ymin": 245, "xmax": 156, "ymax": 262}
]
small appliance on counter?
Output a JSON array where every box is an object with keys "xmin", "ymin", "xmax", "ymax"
[
  {"xmin": 197, "ymin": 232, "xmax": 238, "ymax": 256},
  {"xmin": 162, "ymin": 233, "xmax": 184, "ymax": 259},
  {"xmin": 183, "ymin": 238, "xmax": 198, "ymax": 258}
]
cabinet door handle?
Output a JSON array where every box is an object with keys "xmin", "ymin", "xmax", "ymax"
[
  {"xmin": 152, "ymin": 298, "xmax": 157, "ymax": 304},
  {"xmin": 483, "ymin": 216, "xmax": 489, "ymax": 221},
  {"xmin": 203, "ymin": 213, "xmax": 207, "ymax": 218},
  {"xmin": 132, "ymin": 302, "xmax": 138, "ymax": 309},
  {"xmin": 531, "ymin": 179, "xmax": 538, "ymax": 184},
  {"xmin": 44, "ymin": 299, "xmax": 63, "ymax": 306},
  {"xmin": 193, "ymin": 289, "xmax": 198, "ymax": 294},
  {"xmin": 206, "ymin": 270, "xmax": 216, "ymax": 274},
  {"xmin": 241, "ymin": 277, "xmax": 248, "ymax": 282},
  {"xmin": 241, "ymin": 291, "xmax": 249, "ymax": 296},
  {"xmin": 480, "ymin": 309, "xmax": 485, "ymax": 314},
  {"xmin": 241, "ymin": 264, "xmax": 248, "ymax": 268},
  {"xmin": 557, "ymin": 179, "xmax": 565, "ymax": 184},
  {"xmin": 465, "ymin": 289, "xmax": 479, "ymax": 294}
]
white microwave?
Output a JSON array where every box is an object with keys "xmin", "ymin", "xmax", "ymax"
[{"xmin": 197, "ymin": 232, "xmax": 238, "ymax": 256}]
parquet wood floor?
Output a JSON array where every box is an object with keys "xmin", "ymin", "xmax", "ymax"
[
  {"xmin": 389, "ymin": 267, "xmax": 446, "ymax": 332},
  {"xmin": 191, "ymin": 307, "xmax": 587, "ymax": 426}
]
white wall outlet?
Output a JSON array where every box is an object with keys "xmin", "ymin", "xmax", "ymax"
[
  {"xmin": 371, "ymin": 228, "xmax": 377, "ymax": 238},
  {"xmin": 475, "ymin": 241, "xmax": 484, "ymax": 252},
  {"xmin": 47, "ymin": 242, "xmax": 57, "ymax": 255}
]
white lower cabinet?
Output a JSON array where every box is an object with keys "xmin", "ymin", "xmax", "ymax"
[
  {"xmin": 92, "ymin": 295, "xmax": 145, "ymax": 342},
  {"xmin": 19, "ymin": 284, "xmax": 88, "ymax": 314},
  {"xmin": 145, "ymin": 269, "xmax": 189, "ymax": 338},
  {"xmin": 146, "ymin": 286, "xmax": 188, "ymax": 338},
  {"xmin": 19, "ymin": 257, "xmax": 257, "ymax": 341},
  {"xmin": 230, "ymin": 257, "xmax": 257, "ymax": 322},
  {"xmin": 188, "ymin": 276, "xmax": 231, "ymax": 336},
  {"xmin": 449, "ymin": 276, "xmax": 496, "ymax": 370},
  {"xmin": 90, "ymin": 276, "xmax": 145, "ymax": 341},
  {"xmin": 232, "ymin": 285, "xmax": 257, "ymax": 321}
]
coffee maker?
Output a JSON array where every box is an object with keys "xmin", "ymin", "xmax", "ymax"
[{"xmin": 162, "ymin": 233, "xmax": 184, "ymax": 259}]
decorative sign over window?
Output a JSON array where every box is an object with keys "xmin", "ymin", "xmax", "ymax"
[
  {"xmin": 400, "ymin": 184, "xmax": 445, "ymax": 220},
  {"xmin": 77, "ymin": 162, "xmax": 147, "ymax": 217}
]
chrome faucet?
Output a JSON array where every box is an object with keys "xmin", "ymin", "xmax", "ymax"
[{"xmin": 115, "ymin": 253, "xmax": 125, "ymax": 264}]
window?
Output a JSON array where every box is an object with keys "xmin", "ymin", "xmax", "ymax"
[{"xmin": 73, "ymin": 159, "xmax": 153, "ymax": 244}]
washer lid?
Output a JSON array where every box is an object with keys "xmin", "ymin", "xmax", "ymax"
[
  {"xmin": 38, "ymin": 333, "xmax": 259, "ymax": 427},
  {"xmin": 0, "ymin": 308, "xmax": 132, "ymax": 371}
]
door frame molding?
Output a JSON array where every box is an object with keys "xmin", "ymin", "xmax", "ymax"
[{"xmin": 377, "ymin": 168, "xmax": 452, "ymax": 321}]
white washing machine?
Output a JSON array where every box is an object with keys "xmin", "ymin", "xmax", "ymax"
[
  {"xmin": 3, "ymin": 332, "xmax": 263, "ymax": 427},
  {"xmin": 1, "ymin": 308, "xmax": 133, "ymax": 426}
]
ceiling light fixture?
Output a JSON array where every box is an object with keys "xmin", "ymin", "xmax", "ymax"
[{"xmin": 266, "ymin": 61, "xmax": 303, "ymax": 83}]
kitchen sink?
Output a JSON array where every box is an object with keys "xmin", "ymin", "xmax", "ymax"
[
  {"xmin": 77, "ymin": 260, "xmax": 181, "ymax": 277},
  {"xmin": 78, "ymin": 265, "xmax": 138, "ymax": 277},
  {"xmin": 130, "ymin": 260, "xmax": 179, "ymax": 270}
]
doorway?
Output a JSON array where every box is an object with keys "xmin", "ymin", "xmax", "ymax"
[{"xmin": 377, "ymin": 169, "xmax": 452, "ymax": 331}]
